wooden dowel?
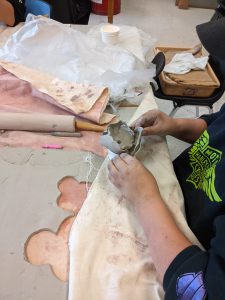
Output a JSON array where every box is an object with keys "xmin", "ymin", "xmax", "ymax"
[{"xmin": 75, "ymin": 120, "xmax": 105, "ymax": 132}]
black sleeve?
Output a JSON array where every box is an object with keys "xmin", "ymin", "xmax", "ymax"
[
  {"xmin": 200, "ymin": 111, "xmax": 221, "ymax": 126},
  {"xmin": 199, "ymin": 103, "xmax": 225, "ymax": 126},
  {"xmin": 163, "ymin": 215, "xmax": 225, "ymax": 299}
]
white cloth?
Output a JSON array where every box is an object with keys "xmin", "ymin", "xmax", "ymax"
[
  {"xmin": 68, "ymin": 89, "xmax": 202, "ymax": 300},
  {"xmin": 164, "ymin": 53, "xmax": 209, "ymax": 74}
]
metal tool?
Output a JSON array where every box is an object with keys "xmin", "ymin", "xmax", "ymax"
[{"xmin": 50, "ymin": 131, "xmax": 82, "ymax": 137}]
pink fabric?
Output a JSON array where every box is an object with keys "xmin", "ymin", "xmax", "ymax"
[
  {"xmin": 0, "ymin": 67, "xmax": 74, "ymax": 116},
  {"xmin": 0, "ymin": 64, "xmax": 114, "ymax": 124},
  {"xmin": 0, "ymin": 67, "xmax": 109, "ymax": 155},
  {"xmin": 0, "ymin": 130, "xmax": 107, "ymax": 157}
]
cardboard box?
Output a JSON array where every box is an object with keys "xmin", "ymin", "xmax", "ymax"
[{"xmin": 155, "ymin": 46, "xmax": 220, "ymax": 98}]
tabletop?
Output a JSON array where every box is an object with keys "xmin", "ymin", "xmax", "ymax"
[
  {"xmin": 0, "ymin": 21, "xmax": 146, "ymax": 299},
  {"xmin": 0, "ymin": 101, "xmax": 147, "ymax": 300},
  {"xmin": 0, "ymin": 22, "xmax": 199, "ymax": 300}
]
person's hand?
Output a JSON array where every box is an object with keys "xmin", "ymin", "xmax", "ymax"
[
  {"xmin": 131, "ymin": 109, "xmax": 175, "ymax": 136},
  {"xmin": 108, "ymin": 153, "xmax": 161, "ymax": 208}
]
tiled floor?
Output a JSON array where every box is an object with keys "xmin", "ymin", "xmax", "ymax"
[
  {"xmin": 89, "ymin": 0, "xmax": 225, "ymax": 159},
  {"xmin": 90, "ymin": 0, "xmax": 213, "ymax": 46}
]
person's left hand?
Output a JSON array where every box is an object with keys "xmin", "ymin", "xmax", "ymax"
[{"xmin": 108, "ymin": 153, "xmax": 161, "ymax": 208}]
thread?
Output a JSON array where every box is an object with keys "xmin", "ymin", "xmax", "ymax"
[{"xmin": 83, "ymin": 153, "xmax": 99, "ymax": 193}]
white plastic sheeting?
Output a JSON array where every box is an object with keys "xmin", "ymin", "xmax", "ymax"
[{"xmin": 0, "ymin": 15, "xmax": 156, "ymax": 102}]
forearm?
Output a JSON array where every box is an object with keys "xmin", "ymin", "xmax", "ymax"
[
  {"xmin": 168, "ymin": 117, "xmax": 207, "ymax": 144},
  {"xmin": 135, "ymin": 194, "xmax": 192, "ymax": 283},
  {"xmin": 108, "ymin": 154, "xmax": 193, "ymax": 282}
]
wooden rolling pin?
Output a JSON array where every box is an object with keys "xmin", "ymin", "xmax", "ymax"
[
  {"xmin": 0, "ymin": 112, "xmax": 105, "ymax": 133},
  {"xmin": 76, "ymin": 119, "xmax": 105, "ymax": 132}
]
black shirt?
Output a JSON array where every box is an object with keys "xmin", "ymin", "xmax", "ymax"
[{"xmin": 164, "ymin": 104, "xmax": 225, "ymax": 299}]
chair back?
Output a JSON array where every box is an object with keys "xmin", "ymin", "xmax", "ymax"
[
  {"xmin": 150, "ymin": 52, "xmax": 225, "ymax": 116},
  {"xmin": 151, "ymin": 52, "xmax": 165, "ymax": 80},
  {"xmin": 208, "ymin": 55, "xmax": 225, "ymax": 100},
  {"xmin": 25, "ymin": 0, "xmax": 52, "ymax": 17}
]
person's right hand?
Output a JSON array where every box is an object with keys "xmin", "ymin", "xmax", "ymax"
[{"xmin": 131, "ymin": 109, "xmax": 175, "ymax": 136}]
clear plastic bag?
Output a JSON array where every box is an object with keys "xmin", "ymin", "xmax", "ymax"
[{"xmin": 0, "ymin": 15, "xmax": 156, "ymax": 102}]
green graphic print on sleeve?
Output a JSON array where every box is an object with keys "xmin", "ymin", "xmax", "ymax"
[{"xmin": 186, "ymin": 130, "xmax": 222, "ymax": 202}]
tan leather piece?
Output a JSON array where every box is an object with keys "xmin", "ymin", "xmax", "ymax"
[
  {"xmin": 24, "ymin": 216, "xmax": 75, "ymax": 282},
  {"xmin": 57, "ymin": 176, "xmax": 89, "ymax": 213},
  {"xmin": 24, "ymin": 176, "xmax": 88, "ymax": 281}
]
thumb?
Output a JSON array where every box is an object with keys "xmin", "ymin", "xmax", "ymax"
[
  {"xmin": 131, "ymin": 115, "xmax": 151, "ymax": 128},
  {"xmin": 130, "ymin": 119, "xmax": 143, "ymax": 128}
]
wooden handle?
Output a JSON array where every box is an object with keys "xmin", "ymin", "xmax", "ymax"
[{"xmin": 75, "ymin": 120, "xmax": 105, "ymax": 132}]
